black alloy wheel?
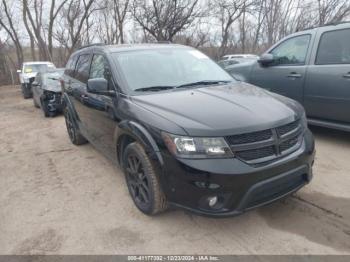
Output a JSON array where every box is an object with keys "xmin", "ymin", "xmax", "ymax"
[
  {"xmin": 125, "ymin": 153, "xmax": 151, "ymax": 207},
  {"xmin": 123, "ymin": 142, "xmax": 167, "ymax": 215},
  {"xmin": 64, "ymin": 108, "xmax": 88, "ymax": 145}
]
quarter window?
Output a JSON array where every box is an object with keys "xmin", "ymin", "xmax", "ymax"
[
  {"xmin": 270, "ymin": 35, "xmax": 310, "ymax": 65},
  {"xmin": 316, "ymin": 29, "xmax": 350, "ymax": 65}
]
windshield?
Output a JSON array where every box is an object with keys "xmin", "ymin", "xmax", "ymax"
[
  {"xmin": 23, "ymin": 64, "xmax": 55, "ymax": 74},
  {"xmin": 113, "ymin": 48, "xmax": 234, "ymax": 92}
]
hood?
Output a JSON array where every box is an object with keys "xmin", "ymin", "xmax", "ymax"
[
  {"xmin": 43, "ymin": 83, "xmax": 61, "ymax": 92},
  {"xmin": 131, "ymin": 82, "xmax": 302, "ymax": 136}
]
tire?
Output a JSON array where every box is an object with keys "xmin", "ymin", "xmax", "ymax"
[
  {"xmin": 33, "ymin": 97, "xmax": 40, "ymax": 108},
  {"xmin": 63, "ymin": 108, "xmax": 88, "ymax": 145},
  {"xmin": 21, "ymin": 84, "xmax": 32, "ymax": 99},
  {"xmin": 123, "ymin": 142, "xmax": 167, "ymax": 215},
  {"xmin": 41, "ymin": 99, "xmax": 53, "ymax": 117}
]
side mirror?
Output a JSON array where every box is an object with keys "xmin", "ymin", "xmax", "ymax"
[
  {"xmin": 87, "ymin": 78, "xmax": 115, "ymax": 97},
  {"xmin": 258, "ymin": 54, "xmax": 275, "ymax": 66},
  {"xmin": 17, "ymin": 70, "xmax": 22, "ymax": 73}
]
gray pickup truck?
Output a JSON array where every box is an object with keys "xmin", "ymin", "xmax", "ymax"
[{"xmin": 227, "ymin": 22, "xmax": 350, "ymax": 132}]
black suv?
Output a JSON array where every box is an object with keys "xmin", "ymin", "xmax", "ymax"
[{"xmin": 61, "ymin": 44, "xmax": 315, "ymax": 217}]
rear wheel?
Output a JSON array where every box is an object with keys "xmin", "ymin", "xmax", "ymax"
[
  {"xmin": 123, "ymin": 142, "xmax": 167, "ymax": 215},
  {"xmin": 64, "ymin": 108, "xmax": 88, "ymax": 145}
]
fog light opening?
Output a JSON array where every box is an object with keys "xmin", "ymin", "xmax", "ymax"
[{"xmin": 208, "ymin": 196, "xmax": 218, "ymax": 207}]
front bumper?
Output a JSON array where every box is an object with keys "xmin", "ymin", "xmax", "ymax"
[
  {"xmin": 42, "ymin": 92, "xmax": 63, "ymax": 112},
  {"xmin": 160, "ymin": 129, "xmax": 315, "ymax": 217}
]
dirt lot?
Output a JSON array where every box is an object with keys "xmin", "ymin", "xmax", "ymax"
[{"xmin": 0, "ymin": 85, "xmax": 350, "ymax": 255}]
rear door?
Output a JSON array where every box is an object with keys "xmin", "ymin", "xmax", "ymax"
[
  {"xmin": 304, "ymin": 27, "xmax": 350, "ymax": 123},
  {"xmin": 70, "ymin": 53, "xmax": 92, "ymax": 133},
  {"xmin": 249, "ymin": 34, "xmax": 312, "ymax": 104}
]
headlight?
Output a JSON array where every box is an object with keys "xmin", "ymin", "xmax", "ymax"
[{"xmin": 161, "ymin": 132, "xmax": 233, "ymax": 159}]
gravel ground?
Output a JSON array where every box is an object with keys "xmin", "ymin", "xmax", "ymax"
[{"xmin": 0, "ymin": 85, "xmax": 349, "ymax": 255}]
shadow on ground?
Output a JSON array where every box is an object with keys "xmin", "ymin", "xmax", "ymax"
[{"xmin": 258, "ymin": 191, "xmax": 350, "ymax": 252}]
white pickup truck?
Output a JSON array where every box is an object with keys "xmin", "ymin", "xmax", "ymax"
[{"xmin": 17, "ymin": 62, "xmax": 56, "ymax": 98}]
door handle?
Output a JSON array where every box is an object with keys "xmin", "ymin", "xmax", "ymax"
[
  {"xmin": 287, "ymin": 72, "xmax": 302, "ymax": 78},
  {"xmin": 343, "ymin": 73, "xmax": 350, "ymax": 79}
]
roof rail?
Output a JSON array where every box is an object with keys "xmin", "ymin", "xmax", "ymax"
[
  {"xmin": 300, "ymin": 21, "xmax": 350, "ymax": 32},
  {"xmin": 77, "ymin": 43, "xmax": 105, "ymax": 50}
]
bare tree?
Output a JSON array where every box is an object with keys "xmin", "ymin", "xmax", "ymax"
[
  {"xmin": 54, "ymin": 0, "xmax": 99, "ymax": 61},
  {"xmin": 0, "ymin": 0, "xmax": 23, "ymax": 67},
  {"xmin": 97, "ymin": 0, "xmax": 130, "ymax": 44},
  {"xmin": 22, "ymin": 0, "xmax": 49, "ymax": 60},
  {"xmin": 317, "ymin": 0, "xmax": 350, "ymax": 25},
  {"xmin": 48, "ymin": 0, "xmax": 69, "ymax": 57},
  {"xmin": 131, "ymin": 0, "xmax": 200, "ymax": 42},
  {"xmin": 213, "ymin": 0, "xmax": 254, "ymax": 57}
]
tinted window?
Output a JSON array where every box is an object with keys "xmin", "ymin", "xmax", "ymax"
[
  {"xmin": 75, "ymin": 54, "xmax": 91, "ymax": 83},
  {"xmin": 65, "ymin": 55, "xmax": 78, "ymax": 76},
  {"xmin": 89, "ymin": 54, "xmax": 109, "ymax": 79},
  {"xmin": 270, "ymin": 35, "xmax": 310, "ymax": 65},
  {"xmin": 316, "ymin": 29, "xmax": 350, "ymax": 65}
]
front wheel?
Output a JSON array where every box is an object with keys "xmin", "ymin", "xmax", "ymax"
[
  {"xmin": 40, "ymin": 99, "xmax": 53, "ymax": 117},
  {"xmin": 123, "ymin": 142, "xmax": 167, "ymax": 215},
  {"xmin": 63, "ymin": 108, "xmax": 88, "ymax": 145},
  {"xmin": 21, "ymin": 84, "xmax": 32, "ymax": 99}
]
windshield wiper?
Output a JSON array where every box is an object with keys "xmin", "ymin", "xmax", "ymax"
[
  {"xmin": 174, "ymin": 80, "xmax": 232, "ymax": 89},
  {"xmin": 134, "ymin": 85, "xmax": 175, "ymax": 92}
]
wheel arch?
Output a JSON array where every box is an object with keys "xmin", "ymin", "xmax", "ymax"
[
  {"xmin": 62, "ymin": 93, "xmax": 80, "ymax": 128},
  {"xmin": 116, "ymin": 120, "xmax": 164, "ymax": 168}
]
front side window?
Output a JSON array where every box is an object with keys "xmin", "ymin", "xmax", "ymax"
[
  {"xmin": 113, "ymin": 48, "xmax": 233, "ymax": 92},
  {"xmin": 75, "ymin": 54, "xmax": 91, "ymax": 83},
  {"xmin": 316, "ymin": 29, "xmax": 350, "ymax": 65},
  {"xmin": 270, "ymin": 35, "xmax": 310, "ymax": 65},
  {"xmin": 89, "ymin": 54, "xmax": 110, "ymax": 80}
]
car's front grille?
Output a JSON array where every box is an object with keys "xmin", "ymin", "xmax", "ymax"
[
  {"xmin": 226, "ymin": 129, "xmax": 272, "ymax": 145},
  {"xmin": 236, "ymin": 146, "xmax": 275, "ymax": 161},
  {"xmin": 280, "ymin": 136, "xmax": 299, "ymax": 153},
  {"xmin": 226, "ymin": 119, "xmax": 303, "ymax": 166},
  {"xmin": 276, "ymin": 120, "xmax": 299, "ymax": 136},
  {"xmin": 245, "ymin": 172, "xmax": 306, "ymax": 209}
]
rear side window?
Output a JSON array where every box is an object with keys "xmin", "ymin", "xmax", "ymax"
[
  {"xmin": 270, "ymin": 35, "xmax": 310, "ymax": 65},
  {"xmin": 75, "ymin": 54, "xmax": 91, "ymax": 83},
  {"xmin": 316, "ymin": 29, "xmax": 350, "ymax": 65}
]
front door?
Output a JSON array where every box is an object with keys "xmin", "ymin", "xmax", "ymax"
[
  {"xmin": 83, "ymin": 54, "xmax": 119, "ymax": 159},
  {"xmin": 304, "ymin": 27, "xmax": 350, "ymax": 123},
  {"xmin": 250, "ymin": 34, "xmax": 312, "ymax": 104}
]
